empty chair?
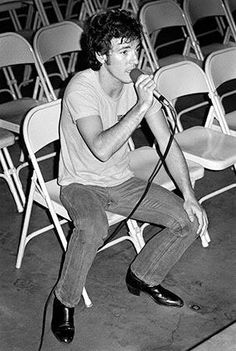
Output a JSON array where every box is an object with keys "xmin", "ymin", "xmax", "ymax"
[
  {"xmin": 0, "ymin": 31, "xmax": 53, "ymax": 135},
  {"xmin": 205, "ymin": 46, "xmax": 236, "ymax": 137},
  {"xmin": 154, "ymin": 60, "xmax": 236, "ymax": 205},
  {"xmin": 33, "ymin": 20, "xmax": 84, "ymax": 99},
  {"xmin": 138, "ymin": 0, "xmax": 203, "ymax": 73},
  {"xmin": 0, "ymin": 128, "xmax": 25, "ymax": 213},
  {"xmin": 183, "ymin": 0, "xmax": 236, "ymax": 58}
]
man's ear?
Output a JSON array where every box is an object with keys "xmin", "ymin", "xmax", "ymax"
[{"xmin": 95, "ymin": 52, "xmax": 107, "ymax": 64}]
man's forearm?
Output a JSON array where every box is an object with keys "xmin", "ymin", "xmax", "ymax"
[
  {"xmin": 164, "ymin": 139, "xmax": 195, "ymax": 199},
  {"xmin": 94, "ymin": 102, "xmax": 149, "ymax": 161}
]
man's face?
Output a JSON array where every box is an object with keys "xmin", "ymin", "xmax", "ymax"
[{"xmin": 103, "ymin": 37, "xmax": 140, "ymax": 84}]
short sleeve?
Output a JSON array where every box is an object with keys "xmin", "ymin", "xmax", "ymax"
[{"xmin": 65, "ymin": 89, "xmax": 99, "ymax": 124}]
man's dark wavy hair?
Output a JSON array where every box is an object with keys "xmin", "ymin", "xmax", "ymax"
[{"xmin": 83, "ymin": 9, "xmax": 142, "ymax": 71}]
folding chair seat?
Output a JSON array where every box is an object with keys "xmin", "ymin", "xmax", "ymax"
[
  {"xmin": 0, "ymin": 127, "xmax": 25, "ymax": 213},
  {"xmin": 154, "ymin": 60, "xmax": 236, "ymax": 206},
  {"xmin": 205, "ymin": 46, "xmax": 236, "ymax": 137},
  {"xmin": 15, "ymin": 98, "xmax": 206, "ymax": 307},
  {"xmin": 33, "ymin": 20, "xmax": 84, "ymax": 99},
  {"xmin": 138, "ymin": 0, "xmax": 203, "ymax": 73},
  {"xmin": 183, "ymin": 0, "xmax": 236, "ymax": 58},
  {"xmin": 0, "ymin": 32, "xmax": 53, "ymax": 135}
]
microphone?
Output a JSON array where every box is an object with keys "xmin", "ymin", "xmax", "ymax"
[{"xmin": 130, "ymin": 68, "xmax": 169, "ymax": 106}]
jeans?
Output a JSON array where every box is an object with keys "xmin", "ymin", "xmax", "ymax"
[{"xmin": 55, "ymin": 177, "xmax": 199, "ymax": 307}]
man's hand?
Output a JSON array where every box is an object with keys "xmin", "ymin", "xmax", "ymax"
[
  {"xmin": 134, "ymin": 74, "xmax": 156, "ymax": 111},
  {"xmin": 183, "ymin": 195, "xmax": 208, "ymax": 239}
]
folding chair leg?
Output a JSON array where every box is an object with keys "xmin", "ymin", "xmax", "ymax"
[
  {"xmin": 16, "ymin": 180, "xmax": 35, "ymax": 268},
  {"xmin": 0, "ymin": 149, "xmax": 24, "ymax": 213},
  {"xmin": 127, "ymin": 219, "xmax": 146, "ymax": 252},
  {"xmin": 82, "ymin": 287, "xmax": 93, "ymax": 308},
  {"xmin": 3, "ymin": 148, "xmax": 25, "ymax": 206}
]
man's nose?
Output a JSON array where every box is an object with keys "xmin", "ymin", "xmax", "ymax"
[{"xmin": 130, "ymin": 50, "xmax": 139, "ymax": 65}]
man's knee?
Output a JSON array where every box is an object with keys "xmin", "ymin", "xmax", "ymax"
[
  {"xmin": 74, "ymin": 208, "xmax": 109, "ymax": 244},
  {"xmin": 172, "ymin": 215, "xmax": 199, "ymax": 239}
]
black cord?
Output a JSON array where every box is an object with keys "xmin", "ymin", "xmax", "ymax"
[
  {"xmin": 101, "ymin": 98, "xmax": 178, "ymax": 247},
  {"xmin": 37, "ymin": 279, "xmax": 59, "ymax": 351}
]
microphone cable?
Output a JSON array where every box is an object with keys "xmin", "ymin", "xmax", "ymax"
[{"xmin": 101, "ymin": 96, "xmax": 178, "ymax": 247}]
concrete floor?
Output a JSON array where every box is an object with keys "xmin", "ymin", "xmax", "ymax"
[{"xmin": 0, "ymin": 135, "xmax": 236, "ymax": 351}]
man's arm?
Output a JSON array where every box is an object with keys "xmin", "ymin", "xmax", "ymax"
[
  {"xmin": 146, "ymin": 109, "xmax": 208, "ymax": 236},
  {"xmin": 76, "ymin": 75, "xmax": 156, "ymax": 162}
]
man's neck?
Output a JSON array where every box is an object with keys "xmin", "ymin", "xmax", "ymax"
[{"xmin": 98, "ymin": 67, "xmax": 124, "ymax": 99}]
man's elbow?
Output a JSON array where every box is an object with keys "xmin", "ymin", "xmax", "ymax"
[{"xmin": 94, "ymin": 148, "xmax": 111, "ymax": 162}]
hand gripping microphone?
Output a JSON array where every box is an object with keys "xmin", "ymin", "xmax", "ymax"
[{"xmin": 129, "ymin": 68, "xmax": 170, "ymax": 107}]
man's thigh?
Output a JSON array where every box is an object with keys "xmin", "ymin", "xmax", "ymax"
[{"xmin": 107, "ymin": 177, "xmax": 189, "ymax": 230}]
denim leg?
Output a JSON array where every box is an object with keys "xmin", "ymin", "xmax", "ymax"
[
  {"xmin": 107, "ymin": 177, "xmax": 199, "ymax": 286},
  {"xmin": 55, "ymin": 183, "xmax": 109, "ymax": 307}
]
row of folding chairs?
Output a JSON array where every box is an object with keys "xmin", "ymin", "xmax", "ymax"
[
  {"xmin": 2, "ymin": 0, "xmax": 236, "ymax": 74},
  {"xmin": 138, "ymin": 0, "xmax": 236, "ymax": 73}
]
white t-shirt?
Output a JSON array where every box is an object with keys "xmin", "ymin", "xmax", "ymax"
[{"xmin": 58, "ymin": 68, "xmax": 161, "ymax": 187}]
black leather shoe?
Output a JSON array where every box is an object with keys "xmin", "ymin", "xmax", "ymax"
[
  {"xmin": 126, "ymin": 268, "xmax": 184, "ymax": 308},
  {"xmin": 51, "ymin": 296, "xmax": 75, "ymax": 343}
]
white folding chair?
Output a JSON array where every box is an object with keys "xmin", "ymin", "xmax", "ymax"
[
  {"xmin": 205, "ymin": 46, "xmax": 236, "ymax": 137},
  {"xmin": 33, "ymin": 20, "xmax": 84, "ymax": 99},
  {"xmin": 15, "ymin": 98, "xmax": 206, "ymax": 307},
  {"xmin": 0, "ymin": 31, "xmax": 53, "ymax": 135},
  {"xmin": 138, "ymin": 0, "xmax": 203, "ymax": 73},
  {"xmin": 183, "ymin": 0, "xmax": 236, "ymax": 58},
  {"xmin": 0, "ymin": 128, "xmax": 25, "ymax": 212},
  {"xmin": 154, "ymin": 60, "xmax": 236, "ymax": 206}
]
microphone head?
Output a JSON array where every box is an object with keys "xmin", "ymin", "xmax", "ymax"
[{"xmin": 130, "ymin": 68, "xmax": 143, "ymax": 83}]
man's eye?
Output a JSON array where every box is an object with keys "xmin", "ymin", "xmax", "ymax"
[{"xmin": 121, "ymin": 50, "xmax": 128, "ymax": 55}]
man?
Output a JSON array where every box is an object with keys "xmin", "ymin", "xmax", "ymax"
[{"xmin": 51, "ymin": 9, "xmax": 208, "ymax": 344}]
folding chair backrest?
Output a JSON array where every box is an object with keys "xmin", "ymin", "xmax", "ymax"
[
  {"xmin": 33, "ymin": 20, "xmax": 83, "ymax": 63},
  {"xmin": 154, "ymin": 60, "xmax": 231, "ymax": 133},
  {"xmin": 23, "ymin": 99, "xmax": 61, "ymax": 156},
  {"xmin": 140, "ymin": 0, "xmax": 186, "ymax": 33},
  {"xmin": 0, "ymin": 31, "xmax": 52, "ymax": 101},
  {"xmin": 154, "ymin": 61, "xmax": 210, "ymax": 101},
  {"xmin": 0, "ymin": 31, "xmax": 37, "ymax": 66},
  {"xmin": 205, "ymin": 46, "xmax": 236, "ymax": 89},
  {"xmin": 183, "ymin": 0, "xmax": 226, "ymax": 25},
  {"xmin": 204, "ymin": 46, "xmax": 236, "ymax": 135},
  {"xmin": 183, "ymin": 0, "xmax": 236, "ymax": 52},
  {"xmin": 33, "ymin": 20, "xmax": 84, "ymax": 98},
  {"xmin": 139, "ymin": 0, "xmax": 202, "ymax": 71}
]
